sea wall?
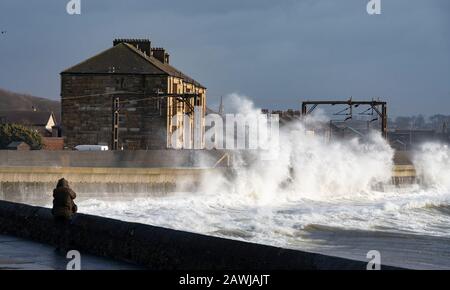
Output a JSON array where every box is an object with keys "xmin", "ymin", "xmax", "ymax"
[
  {"xmin": 0, "ymin": 150, "xmax": 228, "ymax": 168},
  {"xmin": 0, "ymin": 150, "xmax": 229, "ymax": 203},
  {"xmin": 0, "ymin": 166, "xmax": 223, "ymax": 204},
  {"xmin": 0, "ymin": 200, "xmax": 399, "ymax": 270}
]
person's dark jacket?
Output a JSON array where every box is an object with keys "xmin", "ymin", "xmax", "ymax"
[{"xmin": 52, "ymin": 178, "xmax": 77, "ymax": 219}]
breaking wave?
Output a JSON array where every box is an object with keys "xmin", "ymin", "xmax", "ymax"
[{"xmin": 198, "ymin": 94, "xmax": 395, "ymax": 205}]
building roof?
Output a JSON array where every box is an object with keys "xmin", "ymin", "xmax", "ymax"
[
  {"xmin": 0, "ymin": 111, "xmax": 55, "ymax": 126},
  {"xmin": 7, "ymin": 141, "xmax": 30, "ymax": 148},
  {"xmin": 61, "ymin": 42, "xmax": 205, "ymax": 89}
]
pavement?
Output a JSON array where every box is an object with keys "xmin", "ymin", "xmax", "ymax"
[{"xmin": 0, "ymin": 234, "xmax": 143, "ymax": 270}]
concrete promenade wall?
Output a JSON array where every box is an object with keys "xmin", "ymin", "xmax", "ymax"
[
  {"xmin": 0, "ymin": 150, "xmax": 228, "ymax": 202},
  {"xmin": 0, "ymin": 150, "xmax": 227, "ymax": 168},
  {"xmin": 0, "ymin": 166, "xmax": 223, "ymax": 204},
  {"xmin": 0, "ymin": 200, "xmax": 399, "ymax": 270}
]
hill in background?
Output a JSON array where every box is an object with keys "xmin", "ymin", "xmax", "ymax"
[{"xmin": 0, "ymin": 88, "xmax": 60, "ymax": 122}]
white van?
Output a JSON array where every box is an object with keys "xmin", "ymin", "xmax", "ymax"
[{"xmin": 74, "ymin": 145, "xmax": 109, "ymax": 151}]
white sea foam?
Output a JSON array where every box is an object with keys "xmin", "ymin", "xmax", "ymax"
[{"xmin": 414, "ymin": 142, "xmax": 450, "ymax": 191}]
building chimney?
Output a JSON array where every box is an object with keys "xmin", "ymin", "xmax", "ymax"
[
  {"xmin": 152, "ymin": 47, "xmax": 169, "ymax": 64},
  {"xmin": 113, "ymin": 38, "xmax": 151, "ymax": 56}
]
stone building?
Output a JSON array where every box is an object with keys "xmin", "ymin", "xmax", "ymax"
[{"xmin": 61, "ymin": 39, "xmax": 206, "ymax": 150}]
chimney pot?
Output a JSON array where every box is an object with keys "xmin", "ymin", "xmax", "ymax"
[{"xmin": 152, "ymin": 47, "xmax": 169, "ymax": 64}]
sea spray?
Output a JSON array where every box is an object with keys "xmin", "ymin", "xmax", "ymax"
[
  {"xmin": 200, "ymin": 94, "xmax": 395, "ymax": 205},
  {"xmin": 413, "ymin": 143, "xmax": 450, "ymax": 191}
]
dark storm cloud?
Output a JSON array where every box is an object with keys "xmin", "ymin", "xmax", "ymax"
[{"xmin": 0, "ymin": 0, "xmax": 449, "ymax": 116}]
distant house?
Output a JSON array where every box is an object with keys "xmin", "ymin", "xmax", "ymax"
[
  {"xmin": 0, "ymin": 110, "xmax": 63, "ymax": 150},
  {"xmin": 0, "ymin": 110, "xmax": 57, "ymax": 137},
  {"xmin": 6, "ymin": 141, "xmax": 30, "ymax": 151}
]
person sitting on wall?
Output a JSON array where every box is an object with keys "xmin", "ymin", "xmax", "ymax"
[
  {"xmin": 52, "ymin": 178, "xmax": 77, "ymax": 221},
  {"xmin": 52, "ymin": 178, "xmax": 77, "ymax": 254}
]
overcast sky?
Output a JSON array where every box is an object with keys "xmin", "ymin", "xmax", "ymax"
[{"xmin": 0, "ymin": 0, "xmax": 449, "ymax": 116}]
